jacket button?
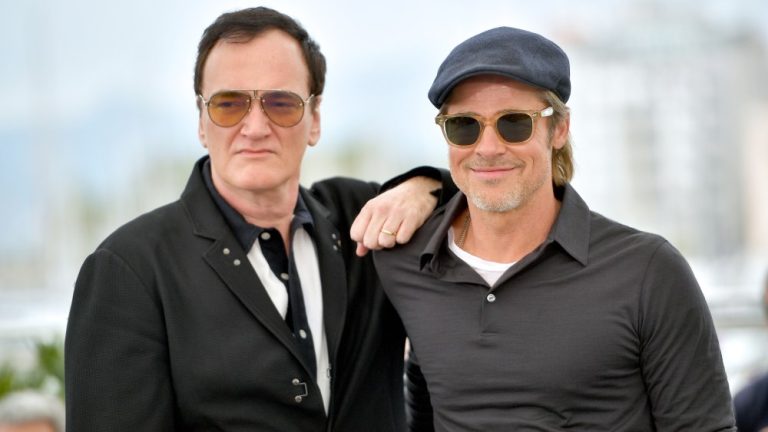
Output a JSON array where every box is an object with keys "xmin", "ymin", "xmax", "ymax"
[{"xmin": 294, "ymin": 396, "xmax": 303, "ymax": 403}]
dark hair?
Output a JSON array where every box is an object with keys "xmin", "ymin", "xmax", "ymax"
[{"xmin": 193, "ymin": 7, "xmax": 326, "ymax": 101}]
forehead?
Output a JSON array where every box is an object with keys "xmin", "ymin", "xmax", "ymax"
[
  {"xmin": 443, "ymin": 74, "xmax": 543, "ymax": 114},
  {"xmin": 201, "ymin": 29, "xmax": 310, "ymax": 95}
]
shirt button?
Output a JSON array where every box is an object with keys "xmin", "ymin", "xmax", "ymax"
[
  {"xmin": 260, "ymin": 232, "xmax": 271, "ymax": 241},
  {"xmin": 233, "ymin": 259, "xmax": 241, "ymax": 266},
  {"xmin": 486, "ymin": 293, "xmax": 496, "ymax": 303},
  {"xmin": 280, "ymin": 272, "xmax": 290, "ymax": 281},
  {"xmin": 299, "ymin": 329, "xmax": 307, "ymax": 339},
  {"xmin": 222, "ymin": 248, "xmax": 230, "ymax": 255},
  {"xmin": 294, "ymin": 396, "xmax": 303, "ymax": 403}
]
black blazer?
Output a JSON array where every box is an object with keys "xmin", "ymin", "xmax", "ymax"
[{"xmin": 65, "ymin": 157, "xmax": 407, "ymax": 431}]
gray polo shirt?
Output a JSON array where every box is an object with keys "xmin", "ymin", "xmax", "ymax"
[{"xmin": 374, "ymin": 184, "xmax": 735, "ymax": 431}]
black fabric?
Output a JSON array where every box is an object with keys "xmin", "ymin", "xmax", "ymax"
[
  {"xmin": 734, "ymin": 372, "xmax": 768, "ymax": 432},
  {"xmin": 202, "ymin": 160, "xmax": 317, "ymax": 376},
  {"xmin": 65, "ymin": 156, "xmax": 412, "ymax": 432},
  {"xmin": 404, "ymin": 349, "xmax": 433, "ymax": 432},
  {"xmin": 375, "ymin": 184, "xmax": 736, "ymax": 431}
]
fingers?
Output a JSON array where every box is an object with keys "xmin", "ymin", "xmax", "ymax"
[
  {"xmin": 351, "ymin": 176, "xmax": 439, "ymax": 254},
  {"xmin": 350, "ymin": 198, "xmax": 404, "ymax": 253},
  {"xmin": 350, "ymin": 206, "xmax": 372, "ymax": 244},
  {"xmin": 355, "ymin": 242, "xmax": 370, "ymax": 257}
]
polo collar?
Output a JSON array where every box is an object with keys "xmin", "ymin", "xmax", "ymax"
[{"xmin": 420, "ymin": 183, "xmax": 590, "ymax": 270}]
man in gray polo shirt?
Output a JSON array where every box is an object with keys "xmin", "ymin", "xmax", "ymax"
[{"xmin": 370, "ymin": 27, "xmax": 736, "ymax": 431}]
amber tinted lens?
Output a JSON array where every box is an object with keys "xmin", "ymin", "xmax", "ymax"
[
  {"xmin": 443, "ymin": 116, "xmax": 481, "ymax": 146},
  {"xmin": 261, "ymin": 91, "xmax": 305, "ymax": 127},
  {"xmin": 497, "ymin": 113, "xmax": 534, "ymax": 143},
  {"xmin": 207, "ymin": 91, "xmax": 251, "ymax": 127}
]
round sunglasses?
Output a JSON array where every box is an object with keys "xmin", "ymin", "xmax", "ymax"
[
  {"xmin": 435, "ymin": 106, "xmax": 554, "ymax": 147},
  {"xmin": 198, "ymin": 89, "xmax": 314, "ymax": 128}
]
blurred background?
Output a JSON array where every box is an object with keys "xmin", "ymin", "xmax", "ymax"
[{"xmin": 1, "ymin": 0, "xmax": 767, "ymax": 405}]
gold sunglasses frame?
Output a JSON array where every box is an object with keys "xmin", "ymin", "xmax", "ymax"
[{"xmin": 197, "ymin": 89, "xmax": 315, "ymax": 128}]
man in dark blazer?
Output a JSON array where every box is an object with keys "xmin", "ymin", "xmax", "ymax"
[{"xmin": 65, "ymin": 7, "xmax": 450, "ymax": 431}]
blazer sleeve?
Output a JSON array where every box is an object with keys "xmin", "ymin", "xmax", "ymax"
[
  {"xmin": 405, "ymin": 349, "xmax": 434, "ymax": 432},
  {"xmin": 65, "ymin": 248, "xmax": 176, "ymax": 431},
  {"xmin": 307, "ymin": 166, "xmax": 458, "ymax": 227},
  {"xmin": 378, "ymin": 166, "xmax": 458, "ymax": 207},
  {"xmin": 638, "ymin": 241, "xmax": 736, "ymax": 431}
]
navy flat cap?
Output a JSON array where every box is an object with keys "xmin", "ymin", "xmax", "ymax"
[{"xmin": 428, "ymin": 26, "xmax": 571, "ymax": 107}]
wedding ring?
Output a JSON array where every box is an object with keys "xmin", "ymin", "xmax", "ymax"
[{"xmin": 380, "ymin": 229, "xmax": 397, "ymax": 236}]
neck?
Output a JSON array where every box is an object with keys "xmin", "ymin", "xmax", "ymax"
[
  {"xmin": 214, "ymin": 177, "xmax": 298, "ymax": 241},
  {"xmin": 454, "ymin": 190, "xmax": 561, "ymax": 263}
]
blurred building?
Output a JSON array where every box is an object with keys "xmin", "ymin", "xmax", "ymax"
[{"xmin": 566, "ymin": 5, "xmax": 768, "ymax": 262}]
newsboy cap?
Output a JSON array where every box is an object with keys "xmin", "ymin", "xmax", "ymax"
[{"xmin": 428, "ymin": 26, "xmax": 571, "ymax": 107}]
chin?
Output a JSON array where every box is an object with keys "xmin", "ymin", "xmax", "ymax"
[{"xmin": 468, "ymin": 191, "xmax": 523, "ymax": 213}]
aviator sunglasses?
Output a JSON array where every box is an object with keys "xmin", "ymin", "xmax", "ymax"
[
  {"xmin": 435, "ymin": 106, "xmax": 554, "ymax": 147},
  {"xmin": 198, "ymin": 89, "xmax": 315, "ymax": 128}
]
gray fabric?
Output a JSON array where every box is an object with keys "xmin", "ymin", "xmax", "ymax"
[
  {"xmin": 428, "ymin": 27, "xmax": 571, "ymax": 107},
  {"xmin": 375, "ymin": 184, "xmax": 736, "ymax": 432}
]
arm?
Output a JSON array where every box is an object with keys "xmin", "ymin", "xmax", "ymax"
[
  {"xmin": 639, "ymin": 242, "xmax": 736, "ymax": 431},
  {"xmin": 350, "ymin": 166, "xmax": 458, "ymax": 257},
  {"xmin": 405, "ymin": 348, "xmax": 434, "ymax": 432},
  {"xmin": 65, "ymin": 249, "xmax": 176, "ymax": 431}
]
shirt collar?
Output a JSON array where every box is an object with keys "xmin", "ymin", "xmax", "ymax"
[
  {"xmin": 420, "ymin": 183, "xmax": 590, "ymax": 270},
  {"xmin": 202, "ymin": 159, "xmax": 315, "ymax": 252}
]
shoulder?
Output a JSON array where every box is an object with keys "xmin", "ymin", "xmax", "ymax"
[
  {"xmin": 304, "ymin": 177, "xmax": 380, "ymax": 227},
  {"xmin": 589, "ymin": 210, "xmax": 667, "ymax": 252},
  {"xmin": 307, "ymin": 177, "xmax": 379, "ymax": 205},
  {"xmin": 96, "ymin": 200, "xmax": 189, "ymax": 258}
]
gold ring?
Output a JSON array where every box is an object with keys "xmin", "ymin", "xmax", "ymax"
[{"xmin": 380, "ymin": 229, "xmax": 397, "ymax": 236}]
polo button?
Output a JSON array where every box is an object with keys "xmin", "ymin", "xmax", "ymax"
[
  {"xmin": 292, "ymin": 378, "xmax": 300, "ymax": 385},
  {"xmin": 280, "ymin": 272, "xmax": 290, "ymax": 281},
  {"xmin": 299, "ymin": 329, "xmax": 307, "ymax": 339},
  {"xmin": 295, "ymin": 396, "xmax": 303, "ymax": 403},
  {"xmin": 331, "ymin": 233, "xmax": 338, "ymax": 240},
  {"xmin": 260, "ymin": 232, "xmax": 271, "ymax": 241},
  {"xmin": 222, "ymin": 248, "xmax": 230, "ymax": 255},
  {"xmin": 233, "ymin": 259, "xmax": 241, "ymax": 266},
  {"xmin": 486, "ymin": 293, "xmax": 496, "ymax": 303},
  {"xmin": 333, "ymin": 245, "xmax": 339, "ymax": 251}
]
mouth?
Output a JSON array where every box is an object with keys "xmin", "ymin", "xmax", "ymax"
[
  {"xmin": 470, "ymin": 165, "xmax": 519, "ymax": 180},
  {"xmin": 236, "ymin": 148, "xmax": 275, "ymax": 158}
]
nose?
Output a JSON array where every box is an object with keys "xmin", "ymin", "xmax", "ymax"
[
  {"xmin": 473, "ymin": 121, "xmax": 506, "ymax": 156},
  {"xmin": 238, "ymin": 99, "xmax": 272, "ymax": 138}
]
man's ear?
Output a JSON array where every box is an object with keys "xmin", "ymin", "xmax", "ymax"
[
  {"xmin": 308, "ymin": 95, "xmax": 322, "ymax": 147},
  {"xmin": 552, "ymin": 111, "xmax": 570, "ymax": 150},
  {"xmin": 198, "ymin": 115, "xmax": 208, "ymax": 148}
]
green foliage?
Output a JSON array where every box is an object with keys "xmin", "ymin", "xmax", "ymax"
[{"xmin": 0, "ymin": 338, "xmax": 65, "ymax": 401}]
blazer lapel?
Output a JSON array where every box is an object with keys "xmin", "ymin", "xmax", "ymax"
[
  {"xmin": 300, "ymin": 189, "xmax": 348, "ymax": 366},
  {"xmin": 181, "ymin": 158, "xmax": 315, "ymax": 377}
]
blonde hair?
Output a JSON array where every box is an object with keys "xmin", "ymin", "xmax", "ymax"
[{"xmin": 542, "ymin": 90, "xmax": 574, "ymax": 185}]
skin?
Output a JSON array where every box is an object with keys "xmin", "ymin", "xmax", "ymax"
[
  {"xmin": 198, "ymin": 29, "xmax": 321, "ymax": 245},
  {"xmin": 0, "ymin": 422, "xmax": 56, "ymax": 432},
  {"xmin": 444, "ymin": 75, "xmax": 570, "ymax": 263}
]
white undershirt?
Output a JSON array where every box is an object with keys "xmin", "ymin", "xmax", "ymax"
[
  {"xmin": 246, "ymin": 227, "xmax": 330, "ymax": 413},
  {"xmin": 448, "ymin": 227, "xmax": 516, "ymax": 286}
]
